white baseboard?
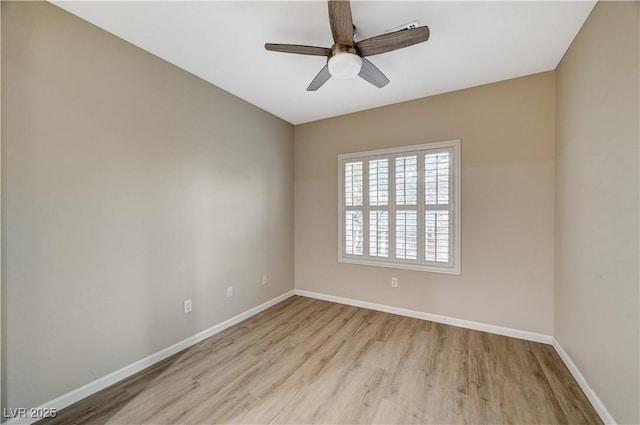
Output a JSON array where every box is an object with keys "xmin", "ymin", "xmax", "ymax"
[
  {"xmin": 552, "ymin": 338, "xmax": 616, "ymax": 424},
  {"xmin": 294, "ymin": 289, "xmax": 553, "ymax": 344},
  {"xmin": 4, "ymin": 290, "xmax": 295, "ymax": 425}
]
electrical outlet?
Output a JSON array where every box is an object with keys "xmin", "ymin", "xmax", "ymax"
[
  {"xmin": 262, "ymin": 275, "xmax": 268, "ymax": 285},
  {"xmin": 227, "ymin": 286, "xmax": 233, "ymax": 298},
  {"xmin": 391, "ymin": 277, "xmax": 398, "ymax": 288},
  {"xmin": 183, "ymin": 299, "xmax": 192, "ymax": 314}
]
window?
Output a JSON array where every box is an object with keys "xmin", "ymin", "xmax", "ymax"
[{"xmin": 338, "ymin": 140, "xmax": 460, "ymax": 274}]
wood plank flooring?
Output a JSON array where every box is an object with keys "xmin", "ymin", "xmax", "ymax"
[{"xmin": 38, "ymin": 296, "xmax": 602, "ymax": 424}]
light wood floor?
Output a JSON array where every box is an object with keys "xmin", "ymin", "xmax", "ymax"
[{"xmin": 39, "ymin": 296, "xmax": 602, "ymax": 424}]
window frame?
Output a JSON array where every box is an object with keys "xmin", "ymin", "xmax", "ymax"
[{"xmin": 338, "ymin": 139, "xmax": 461, "ymax": 274}]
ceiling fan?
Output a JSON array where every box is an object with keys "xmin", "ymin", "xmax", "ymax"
[{"xmin": 265, "ymin": 0, "xmax": 430, "ymax": 91}]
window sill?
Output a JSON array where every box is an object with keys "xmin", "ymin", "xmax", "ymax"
[{"xmin": 338, "ymin": 257, "xmax": 461, "ymax": 275}]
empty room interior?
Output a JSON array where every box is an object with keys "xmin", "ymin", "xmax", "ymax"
[{"xmin": 1, "ymin": 0, "xmax": 639, "ymax": 424}]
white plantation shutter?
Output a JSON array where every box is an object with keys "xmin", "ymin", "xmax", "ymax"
[
  {"xmin": 425, "ymin": 210, "xmax": 449, "ymax": 262},
  {"xmin": 395, "ymin": 156, "xmax": 418, "ymax": 206},
  {"xmin": 369, "ymin": 159, "xmax": 389, "ymax": 206},
  {"xmin": 369, "ymin": 210, "xmax": 389, "ymax": 257},
  {"xmin": 396, "ymin": 210, "xmax": 418, "ymax": 260},
  {"xmin": 425, "ymin": 152, "xmax": 450, "ymax": 205},
  {"xmin": 424, "ymin": 151, "xmax": 453, "ymax": 265},
  {"xmin": 368, "ymin": 158, "xmax": 390, "ymax": 258},
  {"xmin": 394, "ymin": 155, "xmax": 418, "ymax": 261},
  {"xmin": 344, "ymin": 161, "xmax": 364, "ymax": 256},
  {"xmin": 339, "ymin": 140, "xmax": 459, "ymax": 274},
  {"xmin": 345, "ymin": 161, "xmax": 363, "ymax": 207},
  {"xmin": 345, "ymin": 211, "xmax": 363, "ymax": 255}
]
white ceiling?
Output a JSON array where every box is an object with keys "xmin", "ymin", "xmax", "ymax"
[{"xmin": 51, "ymin": 1, "xmax": 595, "ymax": 125}]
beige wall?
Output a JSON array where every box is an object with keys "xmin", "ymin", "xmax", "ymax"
[
  {"xmin": 295, "ymin": 72, "xmax": 555, "ymax": 335},
  {"xmin": 555, "ymin": 2, "xmax": 639, "ymax": 423},
  {"xmin": 1, "ymin": 1, "xmax": 294, "ymax": 411}
]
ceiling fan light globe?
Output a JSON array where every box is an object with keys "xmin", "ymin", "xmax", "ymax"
[{"xmin": 328, "ymin": 53, "xmax": 362, "ymax": 79}]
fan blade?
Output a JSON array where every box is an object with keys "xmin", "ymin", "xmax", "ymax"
[
  {"xmin": 328, "ymin": 0, "xmax": 354, "ymax": 46},
  {"xmin": 358, "ymin": 58, "xmax": 389, "ymax": 88},
  {"xmin": 307, "ymin": 64, "xmax": 331, "ymax": 91},
  {"xmin": 356, "ymin": 26, "xmax": 430, "ymax": 57},
  {"xmin": 265, "ymin": 43, "xmax": 331, "ymax": 56}
]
